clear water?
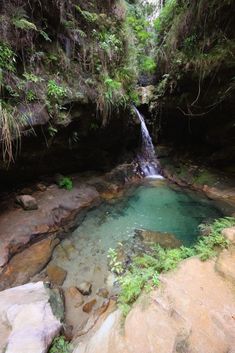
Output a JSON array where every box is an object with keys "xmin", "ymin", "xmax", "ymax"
[{"xmin": 50, "ymin": 180, "xmax": 223, "ymax": 297}]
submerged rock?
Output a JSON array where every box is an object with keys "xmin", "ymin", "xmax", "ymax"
[
  {"xmin": 0, "ymin": 282, "xmax": 62, "ymax": 353},
  {"xmin": 77, "ymin": 282, "xmax": 92, "ymax": 296},
  {"xmin": 135, "ymin": 228, "xmax": 182, "ymax": 248},
  {"xmin": 15, "ymin": 195, "xmax": 38, "ymax": 211},
  {"xmin": 83, "ymin": 299, "xmax": 97, "ymax": 314},
  {"xmin": 47, "ymin": 265, "xmax": 67, "ymax": 286},
  {"xmin": 96, "ymin": 288, "xmax": 109, "ymax": 299}
]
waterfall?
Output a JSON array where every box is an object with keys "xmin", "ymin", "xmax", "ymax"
[{"xmin": 134, "ymin": 107, "xmax": 162, "ymax": 178}]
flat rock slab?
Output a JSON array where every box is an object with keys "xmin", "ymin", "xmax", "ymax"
[
  {"xmin": 0, "ymin": 183, "xmax": 100, "ymax": 268},
  {"xmin": 0, "ymin": 282, "xmax": 62, "ymax": 353},
  {"xmin": 73, "ymin": 256, "xmax": 235, "ymax": 353}
]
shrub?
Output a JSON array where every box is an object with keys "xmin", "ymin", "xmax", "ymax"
[
  {"xmin": 58, "ymin": 176, "xmax": 73, "ymax": 191},
  {"xmin": 140, "ymin": 56, "xmax": 157, "ymax": 74}
]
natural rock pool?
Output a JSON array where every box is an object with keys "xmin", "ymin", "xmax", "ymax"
[{"xmin": 47, "ymin": 178, "xmax": 225, "ymax": 331}]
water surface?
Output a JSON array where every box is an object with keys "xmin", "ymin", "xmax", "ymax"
[{"xmin": 50, "ymin": 180, "xmax": 223, "ymax": 293}]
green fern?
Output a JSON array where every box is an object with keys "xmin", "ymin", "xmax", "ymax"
[{"xmin": 12, "ymin": 17, "xmax": 37, "ymax": 31}]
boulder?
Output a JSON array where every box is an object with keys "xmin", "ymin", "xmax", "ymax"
[
  {"xmin": 77, "ymin": 282, "xmax": 92, "ymax": 296},
  {"xmin": 47, "ymin": 265, "xmax": 67, "ymax": 286},
  {"xmin": 135, "ymin": 228, "xmax": 182, "ymax": 248},
  {"xmin": 15, "ymin": 195, "xmax": 38, "ymax": 211},
  {"xmin": 0, "ymin": 282, "xmax": 62, "ymax": 353}
]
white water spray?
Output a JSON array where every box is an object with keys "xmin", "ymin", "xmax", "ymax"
[{"xmin": 134, "ymin": 107, "xmax": 162, "ymax": 178}]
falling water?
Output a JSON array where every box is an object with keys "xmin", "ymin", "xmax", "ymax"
[{"xmin": 134, "ymin": 107, "xmax": 162, "ymax": 178}]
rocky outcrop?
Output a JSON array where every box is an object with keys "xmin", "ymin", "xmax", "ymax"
[
  {"xmin": 0, "ymin": 182, "xmax": 100, "ymax": 269},
  {"xmin": 0, "ymin": 237, "xmax": 59, "ymax": 291},
  {"xmin": 73, "ymin": 240, "xmax": 235, "ymax": 353},
  {"xmin": 159, "ymin": 158, "xmax": 235, "ymax": 209},
  {"xmin": 0, "ymin": 282, "xmax": 62, "ymax": 353}
]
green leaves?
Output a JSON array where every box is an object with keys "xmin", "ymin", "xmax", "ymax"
[
  {"xmin": 49, "ymin": 336, "xmax": 71, "ymax": 353},
  {"xmin": 0, "ymin": 43, "xmax": 16, "ymax": 72},
  {"xmin": 58, "ymin": 177, "xmax": 73, "ymax": 191},
  {"xmin": 47, "ymin": 80, "xmax": 67, "ymax": 101},
  {"xmin": 140, "ymin": 56, "xmax": 157, "ymax": 74},
  {"xmin": 12, "ymin": 17, "xmax": 37, "ymax": 30}
]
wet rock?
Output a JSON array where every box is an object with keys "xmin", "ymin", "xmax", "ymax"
[
  {"xmin": 137, "ymin": 85, "xmax": 155, "ymax": 105},
  {"xmin": 77, "ymin": 282, "xmax": 92, "ymax": 296},
  {"xmin": 96, "ymin": 288, "xmax": 109, "ymax": 298},
  {"xmin": 47, "ymin": 265, "xmax": 67, "ymax": 286},
  {"xmin": 0, "ymin": 237, "xmax": 59, "ymax": 291},
  {"xmin": 0, "ymin": 282, "xmax": 61, "ymax": 353},
  {"xmin": 15, "ymin": 195, "xmax": 38, "ymax": 210},
  {"xmin": 48, "ymin": 287, "xmax": 65, "ymax": 321},
  {"xmin": 83, "ymin": 299, "xmax": 97, "ymax": 314},
  {"xmin": 35, "ymin": 183, "xmax": 47, "ymax": 192},
  {"xmin": 135, "ymin": 229, "xmax": 182, "ymax": 248}
]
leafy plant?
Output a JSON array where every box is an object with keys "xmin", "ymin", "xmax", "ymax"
[
  {"xmin": 47, "ymin": 80, "xmax": 67, "ymax": 101},
  {"xmin": 23, "ymin": 72, "xmax": 43, "ymax": 83},
  {"xmin": 58, "ymin": 176, "xmax": 73, "ymax": 191},
  {"xmin": 26, "ymin": 89, "xmax": 37, "ymax": 102},
  {"xmin": 104, "ymin": 77, "xmax": 122, "ymax": 101},
  {"xmin": 0, "ymin": 43, "xmax": 16, "ymax": 72},
  {"xmin": 98, "ymin": 32, "xmax": 121, "ymax": 55},
  {"xmin": 107, "ymin": 248, "xmax": 124, "ymax": 275},
  {"xmin": 140, "ymin": 56, "xmax": 157, "ymax": 74},
  {"xmin": 75, "ymin": 5, "xmax": 98, "ymax": 23},
  {"xmin": 48, "ymin": 126, "xmax": 58, "ymax": 137},
  {"xmin": 12, "ymin": 8, "xmax": 37, "ymax": 31},
  {"xmin": 49, "ymin": 336, "xmax": 71, "ymax": 353},
  {"xmin": 12, "ymin": 17, "xmax": 37, "ymax": 31}
]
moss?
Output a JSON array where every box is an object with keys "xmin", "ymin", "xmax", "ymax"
[
  {"xmin": 193, "ymin": 170, "xmax": 219, "ymax": 186},
  {"xmin": 153, "ymin": 0, "xmax": 235, "ymax": 106}
]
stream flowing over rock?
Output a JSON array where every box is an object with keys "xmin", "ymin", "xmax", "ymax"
[{"xmin": 0, "ymin": 282, "xmax": 62, "ymax": 353}]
